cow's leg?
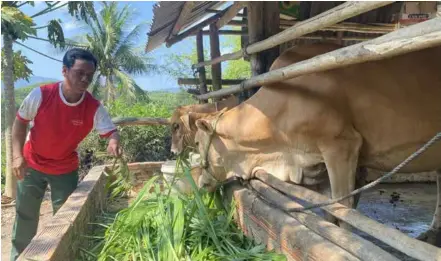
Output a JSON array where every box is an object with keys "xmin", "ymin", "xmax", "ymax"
[
  {"xmin": 416, "ymin": 169, "xmax": 441, "ymax": 247},
  {"xmin": 353, "ymin": 166, "xmax": 368, "ymax": 208},
  {"xmin": 319, "ymin": 129, "xmax": 363, "ymax": 230}
]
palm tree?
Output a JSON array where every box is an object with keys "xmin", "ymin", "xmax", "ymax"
[
  {"xmin": 65, "ymin": 2, "xmax": 158, "ymax": 104},
  {"xmin": 1, "ymin": 1, "xmax": 95, "ymax": 199}
]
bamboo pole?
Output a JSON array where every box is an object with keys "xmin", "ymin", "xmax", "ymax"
[
  {"xmin": 112, "ymin": 117, "xmax": 170, "ymax": 126},
  {"xmin": 178, "ymin": 78, "xmax": 245, "ymax": 86},
  {"xmin": 193, "ymin": 1, "xmax": 393, "ymax": 69},
  {"xmin": 200, "ymin": 30, "xmax": 377, "ymax": 40},
  {"xmin": 255, "ymin": 171, "xmax": 441, "ymax": 261},
  {"xmin": 196, "ymin": 17, "xmax": 441, "ymax": 101},
  {"xmin": 216, "ymin": 1, "xmax": 247, "ymax": 29},
  {"xmin": 279, "ymin": 24, "xmax": 393, "ymax": 34},
  {"xmin": 249, "ymin": 180, "xmax": 400, "ymax": 261}
]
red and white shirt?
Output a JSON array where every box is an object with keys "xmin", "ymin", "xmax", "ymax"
[{"xmin": 16, "ymin": 82, "xmax": 117, "ymax": 175}]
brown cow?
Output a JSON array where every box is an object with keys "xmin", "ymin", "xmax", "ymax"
[
  {"xmin": 169, "ymin": 95, "xmax": 239, "ymax": 154},
  {"xmin": 189, "ymin": 43, "xmax": 441, "ymax": 244}
]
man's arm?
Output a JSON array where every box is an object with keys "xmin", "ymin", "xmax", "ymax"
[
  {"xmin": 12, "ymin": 118, "xmax": 29, "ymax": 180},
  {"xmin": 12, "ymin": 87, "xmax": 42, "ymax": 179},
  {"xmin": 94, "ymin": 104, "xmax": 121, "ymax": 157}
]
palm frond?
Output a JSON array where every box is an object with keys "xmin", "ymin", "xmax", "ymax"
[{"xmin": 113, "ymin": 69, "xmax": 147, "ymax": 102}]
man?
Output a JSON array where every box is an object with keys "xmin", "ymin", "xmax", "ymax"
[{"xmin": 10, "ymin": 48, "xmax": 121, "ymax": 260}]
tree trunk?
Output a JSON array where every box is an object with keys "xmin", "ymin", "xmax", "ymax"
[{"xmin": 3, "ymin": 34, "xmax": 17, "ymax": 199}]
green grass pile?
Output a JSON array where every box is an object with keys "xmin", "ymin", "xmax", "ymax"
[{"xmin": 78, "ymin": 156, "xmax": 286, "ymax": 261}]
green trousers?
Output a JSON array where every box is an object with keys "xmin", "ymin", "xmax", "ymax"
[{"xmin": 10, "ymin": 168, "xmax": 79, "ymax": 261}]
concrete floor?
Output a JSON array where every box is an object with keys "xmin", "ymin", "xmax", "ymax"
[{"xmin": 355, "ymin": 183, "xmax": 436, "ymax": 261}]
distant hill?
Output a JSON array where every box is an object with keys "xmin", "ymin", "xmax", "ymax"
[
  {"xmin": 149, "ymin": 87, "xmax": 181, "ymax": 93},
  {"xmin": 1, "ymin": 76, "xmax": 60, "ymax": 89}
]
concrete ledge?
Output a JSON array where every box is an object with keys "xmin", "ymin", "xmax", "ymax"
[{"xmin": 18, "ymin": 166, "xmax": 107, "ymax": 261}]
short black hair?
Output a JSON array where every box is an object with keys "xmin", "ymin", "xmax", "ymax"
[{"xmin": 63, "ymin": 48, "xmax": 97, "ymax": 69}]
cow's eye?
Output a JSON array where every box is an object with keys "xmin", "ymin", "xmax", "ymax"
[{"xmin": 172, "ymin": 123, "xmax": 179, "ymax": 131}]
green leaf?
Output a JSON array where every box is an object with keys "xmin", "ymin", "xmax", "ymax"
[{"xmin": 1, "ymin": 6, "xmax": 36, "ymax": 40}]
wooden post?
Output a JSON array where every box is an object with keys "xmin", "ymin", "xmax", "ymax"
[
  {"xmin": 263, "ymin": 1, "xmax": 280, "ymax": 73},
  {"xmin": 196, "ymin": 30, "xmax": 208, "ymax": 103},
  {"xmin": 336, "ymin": 31, "xmax": 344, "ymax": 45},
  {"xmin": 209, "ymin": 23, "xmax": 222, "ymax": 100},
  {"xmin": 247, "ymin": 2, "xmax": 265, "ymax": 97}
]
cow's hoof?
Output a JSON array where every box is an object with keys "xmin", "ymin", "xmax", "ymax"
[{"xmin": 416, "ymin": 229, "xmax": 441, "ymax": 247}]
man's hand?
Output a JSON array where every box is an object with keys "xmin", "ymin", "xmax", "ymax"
[
  {"xmin": 107, "ymin": 132, "xmax": 121, "ymax": 157},
  {"xmin": 12, "ymin": 156, "xmax": 27, "ymax": 180}
]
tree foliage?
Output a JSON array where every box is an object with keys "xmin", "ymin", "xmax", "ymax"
[
  {"xmin": 1, "ymin": 49, "xmax": 33, "ymax": 82},
  {"xmin": 164, "ymin": 35, "xmax": 251, "ymax": 83}
]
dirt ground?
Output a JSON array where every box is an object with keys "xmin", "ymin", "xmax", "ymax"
[{"xmin": 1, "ymin": 191, "xmax": 54, "ymax": 261}]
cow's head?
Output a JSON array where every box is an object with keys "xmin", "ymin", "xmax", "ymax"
[
  {"xmin": 170, "ymin": 106, "xmax": 205, "ymax": 155},
  {"xmin": 193, "ymin": 109, "xmax": 230, "ymax": 192}
]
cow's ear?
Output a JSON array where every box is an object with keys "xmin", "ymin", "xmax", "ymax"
[
  {"xmin": 196, "ymin": 119, "xmax": 213, "ymax": 134},
  {"xmin": 180, "ymin": 114, "xmax": 192, "ymax": 131},
  {"xmin": 180, "ymin": 113, "xmax": 199, "ymax": 131}
]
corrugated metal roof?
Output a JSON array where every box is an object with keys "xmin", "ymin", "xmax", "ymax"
[
  {"xmin": 145, "ymin": 1, "xmax": 226, "ymax": 53},
  {"xmin": 145, "ymin": 1, "xmax": 404, "ymax": 53}
]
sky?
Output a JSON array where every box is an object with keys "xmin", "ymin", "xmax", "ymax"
[{"xmin": 10, "ymin": 1, "xmax": 233, "ymax": 92}]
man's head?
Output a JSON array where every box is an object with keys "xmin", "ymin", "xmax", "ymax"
[{"xmin": 62, "ymin": 48, "xmax": 97, "ymax": 94}]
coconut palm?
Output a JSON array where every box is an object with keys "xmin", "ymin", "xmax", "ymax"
[
  {"xmin": 1, "ymin": 1, "xmax": 95, "ymax": 199},
  {"xmin": 64, "ymin": 2, "xmax": 158, "ymax": 104}
]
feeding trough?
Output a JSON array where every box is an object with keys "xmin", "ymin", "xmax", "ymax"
[{"xmin": 161, "ymin": 153, "xmax": 202, "ymax": 194}]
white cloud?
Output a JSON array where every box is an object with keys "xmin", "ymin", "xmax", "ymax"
[{"xmin": 63, "ymin": 20, "xmax": 81, "ymax": 31}]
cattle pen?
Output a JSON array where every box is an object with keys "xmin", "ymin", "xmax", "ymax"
[{"xmin": 17, "ymin": 2, "xmax": 441, "ymax": 261}]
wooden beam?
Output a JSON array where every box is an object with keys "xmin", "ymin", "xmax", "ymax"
[
  {"xmin": 206, "ymin": 8, "xmax": 246, "ymax": 18},
  {"xmin": 196, "ymin": 30, "xmax": 207, "ymax": 103},
  {"xmin": 209, "ymin": 23, "xmax": 222, "ymax": 95},
  {"xmin": 178, "ymin": 78, "xmax": 245, "ymax": 86},
  {"xmin": 186, "ymin": 88, "xmax": 201, "ymax": 95},
  {"xmin": 224, "ymin": 182, "xmax": 362, "ymax": 261},
  {"xmin": 192, "ymin": 1, "xmax": 393, "ymax": 68},
  {"xmin": 171, "ymin": 2, "xmax": 196, "ymax": 36},
  {"xmin": 216, "ymin": 2, "xmax": 247, "ymax": 29},
  {"xmin": 249, "ymin": 179, "xmax": 400, "ymax": 261},
  {"xmin": 201, "ymin": 30, "xmax": 247, "ymax": 36},
  {"xmin": 112, "ymin": 117, "xmax": 170, "ymax": 126},
  {"xmin": 247, "ymin": 1, "xmax": 265, "ymax": 97},
  {"xmin": 196, "ymin": 16, "xmax": 441, "ymax": 100},
  {"xmin": 255, "ymin": 171, "xmax": 441, "ymax": 261},
  {"xmin": 166, "ymin": 7, "xmax": 229, "ymax": 47},
  {"xmin": 263, "ymin": 1, "xmax": 280, "ymax": 73}
]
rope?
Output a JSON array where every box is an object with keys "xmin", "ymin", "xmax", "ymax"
[{"xmin": 254, "ymin": 131, "xmax": 441, "ymax": 212}]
